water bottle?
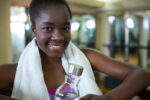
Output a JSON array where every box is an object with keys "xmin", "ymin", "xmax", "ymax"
[{"xmin": 55, "ymin": 63, "xmax": 83, "ymax": 100}]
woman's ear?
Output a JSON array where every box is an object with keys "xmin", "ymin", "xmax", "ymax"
[{"xmin": 31, "ymin": 25, "xmax": 36, "ymax": 36}]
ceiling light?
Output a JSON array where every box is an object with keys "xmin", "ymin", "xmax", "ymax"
[
  {"xmin": 86, "ymin": 19, "xmax": 95, "ymax": 29},
  {"xmin": 71, "ymin": 22, "xmax": 80, "ymax": 31},
  {"xmin": 126, "ymin": 18, "xmax": 134, "ymax": 29}
]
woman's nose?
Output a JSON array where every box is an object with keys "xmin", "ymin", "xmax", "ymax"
[{"xmin": 51, "ymin": 29, "xmax": 64, "ymax": 41}]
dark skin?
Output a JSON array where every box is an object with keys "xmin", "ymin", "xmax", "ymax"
[
  {"xmin": 32, "ymin": 4, "xmax": 71, "ymax": 89},
  {"xmin": 0, "ymin": 64, "xmax": 16, "ymax": 100},
  {"xmin": 40, "ymin": 50, "xmax": 66, "ymax": 89},
  {"xmin": 0, "ymin": 3, "xmax": 150, "ymax": 100}
]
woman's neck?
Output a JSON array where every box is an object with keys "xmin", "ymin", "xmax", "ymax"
[{"xmin": 39, "ymin": 49, "xmax": 62, "ymax": 67}]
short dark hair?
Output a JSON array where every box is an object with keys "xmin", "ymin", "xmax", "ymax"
[{"xmin": 29, "ymin": 0, "xmax": 72, "ymax": 26}]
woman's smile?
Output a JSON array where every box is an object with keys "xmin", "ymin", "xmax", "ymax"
[{"xmin": 47, "ymin": 42, "xmax": 65, "ymax": 51}]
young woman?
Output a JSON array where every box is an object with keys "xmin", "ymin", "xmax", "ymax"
[{"xmin": 0, "ymin": 0, "xmax": 150, "ymax": 100}]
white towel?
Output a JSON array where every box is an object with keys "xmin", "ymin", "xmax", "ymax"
[{"xmin": 11, "ymin": 38, "xmax": 102, "ymax": 100}]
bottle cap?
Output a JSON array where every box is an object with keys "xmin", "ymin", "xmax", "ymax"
[{"xmin": 68, "ymin": 63, "xmax": 83, "ymax": 76}]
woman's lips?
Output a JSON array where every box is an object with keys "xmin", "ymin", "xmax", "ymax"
[{"xmin": 48, "ymin": 43, "xmax": 65, "ymax": 51}]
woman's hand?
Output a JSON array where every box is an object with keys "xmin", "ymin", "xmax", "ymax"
[{"xmin": 79, "ymin": 94, "xmax": 109, "ymax": 100}]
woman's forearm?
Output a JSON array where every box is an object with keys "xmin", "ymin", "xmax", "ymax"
[
  {"xmin": 0, "ymin": 94, "xmax": 17, "ymax": 100},
  {"xmin": 104, "ymin": 68, "xmax": 150, "ymax": 100}
]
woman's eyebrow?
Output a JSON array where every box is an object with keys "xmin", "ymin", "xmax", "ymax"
[
  {"xmin": 63, "ymin": 22, "xmax": 70, "ymax": 25},
  {"xmin": 41, "ymin": 22, "xmax": 70, "ymax": 26},
  {"xmin": 42, "ymin": 22, "xmax": 54, "ymax": 25}
]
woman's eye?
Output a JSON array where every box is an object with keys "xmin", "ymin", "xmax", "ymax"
[
  {"xmin": 42, "ymin": 27, "xmax": 52, "ymax": 32},
  {"xmin": 64, "ymin": 27, "xmax": 70, "ymax": 31}
]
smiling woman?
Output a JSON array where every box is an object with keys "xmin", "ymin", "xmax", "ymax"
[
  {"xmin": 32, "ymin": 3, "xmax": 71, "ymax": 58},
  {"xmin": 0, "ymin": 0, "xmax": 150, "ymax": 100}
]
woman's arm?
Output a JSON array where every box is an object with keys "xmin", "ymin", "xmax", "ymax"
[
  {"xmin": 0, "ymin": 64, "xmax": 17, "ymax": 100},
  {"xmin": 81, "ymin": 49, "xmax": 150, "ymax": 100},
  {"xmin": 0, "ymin": 94, "xmax": 17, "ymax": 100}
]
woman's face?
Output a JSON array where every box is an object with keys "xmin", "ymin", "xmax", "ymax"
[{"xmin": 32, "ymin": 4, "xmax": 71, "ymax": 58}]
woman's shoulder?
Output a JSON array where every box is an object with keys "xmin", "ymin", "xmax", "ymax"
[
  {"xmin": 0, "ymin": 64, "xmax": 17, "ymax": 74},
  {"xmin": 81, "ymin": 48, "xmax": 108, "ymax": 62},
  {"xmin": 81, "ymin": 48, "xmax": 102, "ymax": 55},
  {"xmin": 81, "ymin": 48, "xmax": 108, "ymax": 69},
  {"xmin": 0, "ymin": 64, "xmax": 17, "ymax": 89}
]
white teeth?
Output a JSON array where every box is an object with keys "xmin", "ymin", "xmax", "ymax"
[
  {"xmin": 52, "ymin": 45, "xmax": 60, "ymax": 48},
  {"xmin": 48, "ymin": 43, "xmax": 64, "ymax": 49},
  {"xmin": 49, "ymin": 45, "xmax": 61, "ymax": 49}
]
